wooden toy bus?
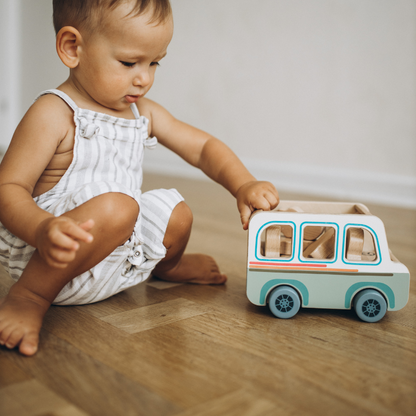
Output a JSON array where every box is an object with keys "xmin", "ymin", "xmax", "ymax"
[{"xmin": 246, "ymin": 201, "xmax": 410, "ymax": 322}]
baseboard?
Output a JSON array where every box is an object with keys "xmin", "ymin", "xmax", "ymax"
[
  {"xmin": 143, "ymin": 150, "xmax": 416, "ymax": 208},
  {"xmin": 243, "ymin": 158, "xmax": 416, "ymax": 209}
]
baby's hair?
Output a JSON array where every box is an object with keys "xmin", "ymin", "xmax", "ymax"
[{"xmin": 52, "ymin": 0, "xmax": 172, "ymax": 35}]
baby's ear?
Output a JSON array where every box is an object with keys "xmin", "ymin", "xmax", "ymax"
[{"xmin": 56, "ymin": 26, "xmax": 82, "ymax": 69}]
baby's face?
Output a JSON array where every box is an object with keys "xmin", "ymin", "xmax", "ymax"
[{"xmin": 75, "ymin": 3, "xmax": 173, "ymax": 112}]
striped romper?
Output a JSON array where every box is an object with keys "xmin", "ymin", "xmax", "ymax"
[{"xmin": 0, "ymin": 89, "xmax": 184, "ymax": 305}]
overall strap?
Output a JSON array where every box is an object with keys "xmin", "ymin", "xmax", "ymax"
[
  {"xmin": 35, "ymin": 89, "xmax": 79, "ymax": 112},
  {"xmin": 130, "ymin": 103, "xmax": 141, "ymax": 119}
]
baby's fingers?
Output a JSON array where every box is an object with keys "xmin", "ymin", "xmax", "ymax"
[
  {"xmin": 264, "ymin": 191, "xmax": 279, "ymax": 210},
  {"xmin": 239, "ymin": 204, "xmax": 252, "ymax": 230},
  {"xmin": 79, "ymin": 219, "xmax": 95, "ymax": 232},
  {"xmin": 47, "ymin": 246, "xmax": 77, "ymax": 267},
  {"xmin": 249, "ymin": 190, "xmax": 279, "ymax": 212},
  {"xmin": 64, "ymin": 221, "xmax": 94, "ymax": 244},
  {"xmin": 250, "ymin": 196, "xmax": 275, "ymax": 212},
  {"xmin": 44, "ymin": 257, "xmax": 68, "ymax": 269},
  {"xmin": 51, "ymin": 231, "xmax": 81, "ymax": 251}
]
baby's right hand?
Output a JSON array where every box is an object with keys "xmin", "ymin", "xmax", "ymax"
[{"xmin": 35, "ymin": 217, "xmax": 94, "ymax": 268}]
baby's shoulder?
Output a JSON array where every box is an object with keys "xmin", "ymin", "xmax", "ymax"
[
  {"xmin": 24, "ymin": 93, "xmax": 74, "ymax": 131},
  {"xmin": 31, "ymin": 93, "xmax": 73, "ymax": 118},
  {"xmin": 17, "ymin": 93, "xmax": 75, "ymax": 147}
]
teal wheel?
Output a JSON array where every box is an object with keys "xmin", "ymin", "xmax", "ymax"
[
  {"xmin": 354, "ymin": 289, "xmax": 387, "ymax": 323},
  {"xmin": 268, "ymin": 286, "xmax": 301, "ymax": 319}
]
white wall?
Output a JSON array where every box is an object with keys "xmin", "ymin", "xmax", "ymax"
[
  {"xmin": 0, "ymin": 0, "xmax": 67, "ymax": 151},
  {"xmin": 146, "ymin": 0, "xmax": 416, "ymax": 207},
  {"xmin": 0, "ymin": 0, "xmax": 21, "ymax": 152},
  {"xmin": 19, "ymin": 0, "xmax": 68, "ymax": 113},
  {"xmin": 3, "ymin": 0, "xmax": 416, "ymax": 207}
]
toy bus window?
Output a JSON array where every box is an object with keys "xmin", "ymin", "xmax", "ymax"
[
  {"xmin": 345, "ymin": 227, "xmax": 377, "ymax": 262},
  {"xmin": 260, "ymin": 224, "xmax": 293, "ymax": 259},
  {"xmin": 302, "ymin": 226, "xmax": 336, "ymax": 260}
]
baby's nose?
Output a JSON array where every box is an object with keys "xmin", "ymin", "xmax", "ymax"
[{"xmin": 133, "ymin": 70, "xmax": 150, "ymax": 87}]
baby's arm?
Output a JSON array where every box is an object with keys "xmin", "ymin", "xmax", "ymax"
[
  {"xmin": 194, "ymin": 138, "xmax": 279, "ymax": 229},
  {"xmin": 0, "ymin": 95, "xmax": 93, "ymax": 268},
  {"xmin": 142, "ymin": 99, "xmax": 279, "ymax": 229}
]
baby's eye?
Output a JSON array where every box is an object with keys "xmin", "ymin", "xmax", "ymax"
[
  {"xmin": 120, "ymin": 61, "xmax": 135, "ymax": 67},
  {"xmin": 150, "ymin": 62, "xmax": 161, "ymax": 67}
]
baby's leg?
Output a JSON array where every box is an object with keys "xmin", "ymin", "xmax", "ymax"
[
  {"xmin": 153, "ymin": 201, "xmax": 227, "ymax": 284},
  {"xmin": 0, "ymin": 193, "xmax": 139, "ymax": 356}
]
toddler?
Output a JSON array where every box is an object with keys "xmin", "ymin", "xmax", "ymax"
[{"xmin": 0, "ymin": 0, "xmax": 279, "ymax": 356}]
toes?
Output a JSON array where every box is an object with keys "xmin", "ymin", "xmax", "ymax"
[
  {"xmin": 0, "ymin": 327, "xmax": 39, "ymax": 355},
  {"xmin": 3, "ymin": 327, "xmax": 24, "ymax": 349},
  {"xmin": 19, "ymin": 332, "xmax": 39, "ymax": 356},
  {"xmin": 0, "ymin": 324, "xmax": 14, "ymax": 347},
  {"xmin": 212, "ymin": 273, "xmax": 227, "ymax": 284},
  {"xmin": 5, "ymin": 328, "xmax": 24, "ymax": 348},
  {"xmin": 0, "ymin": 295, "xmax": 42, "ymax": 355}
]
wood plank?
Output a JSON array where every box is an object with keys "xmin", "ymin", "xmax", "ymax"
[
  {"xmin": 100, "ymin": 297, "xmax": 212, "ymax": 334},
  {"xmin": 156, "ymin": 316, "xmax": 398, "ymax": 416},
  {"xmin": 166, "ymin": 272, "xmax": 258, "ymax": 321},
  {"xmin": 385, "ymin": 300, "xmax": 416, "ymax": 329},
  {"xmin": 175, "ymin": 312, "xmax": 416, "ymax": 416},
  {"xmin": 0, "ymin": 378, "xmax": 88, "ymax": 416},
  {"xmin": 146, "ymin": 276, "xmax": 184, "ymax": 290},
  {"xmin": 172, "ymin": 389, "xmax": 281, "ymax": 416},
  {"xmin": 0, "ymin": 354, "xmax": 31, "ymax": 387},
  {"xmin": 75, "ymin": 280, "xmax": 179, "ymax": 318},
  {"xmin": 3, "ymin": 330, "xmax": 180, "ymax": 416},
  {"xmin": 42, "ymin": 305, "xmax": 240, "ymax": 409}
]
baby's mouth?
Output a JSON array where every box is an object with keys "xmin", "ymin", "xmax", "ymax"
[{"xmin": 125, "ymin": 95, "xmax": 140, "ymax": 103}]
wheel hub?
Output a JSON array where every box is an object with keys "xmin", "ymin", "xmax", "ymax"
[
  {"xmin": 362, "ymin": 299, "xmax": 381, "ymax": 317},
  {"xmin": 276, "ymin": 294, "xmax": 294, "ymax": 312}
]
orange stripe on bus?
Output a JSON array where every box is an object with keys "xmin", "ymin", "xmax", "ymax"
[
  {"xmin": 249, "ymin": 265, "xmax": 358, "ymax": 273},
  {"xmin": 250, "ymin": 261, "xmax": 327, "ymax": 268}
]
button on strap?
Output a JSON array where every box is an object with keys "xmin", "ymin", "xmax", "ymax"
[
  {"xmin": 143, "ymin": 136, "xmax": 158, "ymax": 149},
  {"xmin": 127, "ymin": 245, "xmax": 144, "ymax": 266},
  {"xmin": 79, "ymin": 117, "xmax": 100, "ymax": 139}
]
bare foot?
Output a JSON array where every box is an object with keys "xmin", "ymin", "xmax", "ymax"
[
  {"xmin": 0, "ymin": 287, "xmax": 50, "ymax": 356},
  {"xmin": 154, "ymin": 254, "xmax": 227, "ymax": 284}
]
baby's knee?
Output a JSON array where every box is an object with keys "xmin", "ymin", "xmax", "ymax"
[
  {"xmin": 167, "ymin": 202, "xmax": 193, "ymax": 238},
  {"xmin": 96, "ymin": 193, "xmax": 139, "ymax": 233},
  {"xmin": 174, "ymin": 201, "xmax": 193, "ymax": 229}
]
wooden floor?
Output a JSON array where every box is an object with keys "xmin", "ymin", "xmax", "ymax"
[{"xmin": 1, "ymin": 173, "xmax": 415, "ymax": 416}]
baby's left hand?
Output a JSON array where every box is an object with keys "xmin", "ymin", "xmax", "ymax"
[{"xmin": 236, "ymin": 181, "xmax": 279, "ymax": 230}]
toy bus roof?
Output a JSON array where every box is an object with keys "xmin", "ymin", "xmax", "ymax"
[{"xmin": 274, "ymin": 201, "xmax": 372, "ymax": 216}]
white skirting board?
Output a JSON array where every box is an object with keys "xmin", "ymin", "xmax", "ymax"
[{"xmin": 143, "ymin": 149, "xmax": 416, "ymax": 209}]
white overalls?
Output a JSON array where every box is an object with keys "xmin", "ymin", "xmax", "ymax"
[{"xmin": 0, "ymin": 89, "xmax": 183, "ymax": 305}]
